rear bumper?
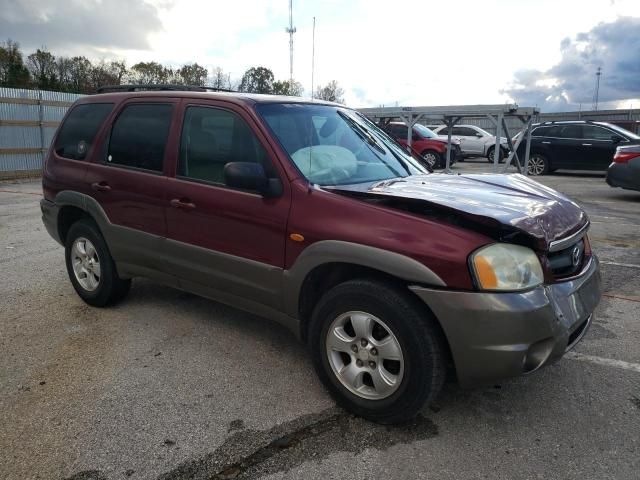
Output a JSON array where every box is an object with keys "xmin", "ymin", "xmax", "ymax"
[
  {"xmin": 40, "ymin": 198, "xmax": 62, "ymax": 245},
  {"xmin": 410, "ymin": 255, "xmax": 601, "ymax": 387},
  {"xmin": 606, "ymin": 159, "xmax": 640, "ymax": 191}
]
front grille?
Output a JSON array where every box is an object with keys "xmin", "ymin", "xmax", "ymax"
[{"xmin": 548, "ymin": 239, "xmax": 585, "ymax": 278}]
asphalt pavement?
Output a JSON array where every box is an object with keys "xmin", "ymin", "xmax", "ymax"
[{"xmin": 1, "ymin": 164, "xmax": 639, "ymax": 480}]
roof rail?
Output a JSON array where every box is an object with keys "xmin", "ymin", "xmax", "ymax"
[{"xmin": 95, "ymin": 84, "xmax": 235, "ymax": 94}]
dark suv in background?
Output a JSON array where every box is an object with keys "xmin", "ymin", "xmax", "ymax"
[{"xmin": 516, "ymin": 120, "xmax": 640, "ymax": 175}]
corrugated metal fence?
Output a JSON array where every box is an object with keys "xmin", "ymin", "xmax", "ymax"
[{"xmin": 0, "ymin": 87, "xmax": 83, "ymax": 179}]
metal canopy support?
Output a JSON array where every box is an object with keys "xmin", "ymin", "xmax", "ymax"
[{"xmin": 360, "ymin": 104, "xmax": 540, "ymax": 175}]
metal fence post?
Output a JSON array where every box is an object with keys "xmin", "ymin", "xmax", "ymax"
[{"xmin": 37, "ymin": 89, "xmax": 45, "ymax": 167}]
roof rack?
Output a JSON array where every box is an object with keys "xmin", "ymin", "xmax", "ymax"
[{"xmin": 95, "ymin": 84, "xmax": 235, "ymax": 94}]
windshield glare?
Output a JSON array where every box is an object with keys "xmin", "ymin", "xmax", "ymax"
[
  {"xmin": 413, "ymin": 124, "xmax": 437, "ymax": 138},
  {"xmin": 257, "ymin": 103, "xmax": 427, "ymax": 186}
]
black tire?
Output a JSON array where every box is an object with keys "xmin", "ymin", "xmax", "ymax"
[
  {"xmin": 308, "ymin": 279, "xmax": 447, "ymax": 424},
  {"xmin": 486, "ymin": 146, "xmax": 505, "ymax": 163},
  {"xmin": 65, "ymin": 218, "xmax": 131, "ymax": 307},
  {"xmin": 527, "ymin": 153, "xmax": 550, "ymax": 176},
  {"xmin": 422, "ymin": 150, "xmax": 443, "ymax": 169}
]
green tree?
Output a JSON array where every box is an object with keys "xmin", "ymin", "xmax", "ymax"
[
  {"xmin": 130, "ymin": 61, "xmax": 171, "ymax": 84},
  {"xmin": 177, "ymin": 63, "xmax": 207, "ymax": 86},
  {"xmin": 315, "ymin": 80, "xmax": 345, "ymax": 103},
  {"xmin": 0, "ymin": 39, "xmax": 30, "ymax": 88},
  {"xmin": 27, "ymin": 48, "xmax": 57, "ymax": 89},
  {"xmin": 68, "ymin": 56, "xmax": 93, "ymax": 93},
  {"xmin": 272, "ymin": 79, "xmax": 304, "ymax": 96},
  {"xmin": 239, "ymin": 66, "xmax": 274, "ymax": 94}
]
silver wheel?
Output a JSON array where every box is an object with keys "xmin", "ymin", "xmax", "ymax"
[
  {"xmin": 326, "ymin": 311, "xmax": 404, "ymax": 400},
  {"xmin": 422, "ymin": 151, "xmax": 438, "ymax": 168},
  {"xmin": 71, "ymin": 237, "xmax": 101, "ymax": 291},
  {"xmin": 527, "ymin": 155, "xmax": 546, "ymax": 176}
]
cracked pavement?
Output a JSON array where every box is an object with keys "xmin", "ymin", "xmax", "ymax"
[{"xmin": 1, "ymin": 163, "xmax": 639, "ymax": 479}]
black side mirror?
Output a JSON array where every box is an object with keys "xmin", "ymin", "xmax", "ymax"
[
  {"xmin": 224, "ymin": 162, "xmax": 282, "ymax": 198},
  {"xmin": 611, "ymin": 135, "xmax": 623, "ymax": 144},
  {"xmin": 475, "ymin": 132, "xmax": 484, "ymax": 138}
]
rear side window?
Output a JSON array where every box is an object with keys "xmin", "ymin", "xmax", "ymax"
[
  {"xmin": 178, "ymin": 106, "xmax": 272, "ymax": 184},
  {"xmin": 582, "ymin": 125, "xmax": 615, "ymax": 140},
  {"xmin": 54, "ymin": 103, "xmax": 113, "ymax": 160},
  {"xmin": 107, "ymin": 104, "xmax": 173, "ymax": 172},
  {"xmin": 557, "ymin": 125, "xmax": 582, "ymax": 139}
]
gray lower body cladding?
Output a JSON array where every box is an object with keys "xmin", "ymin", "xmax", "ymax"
[{"xmin": 410, "ymin": 255, "xmax": 602, "ymax": 387}]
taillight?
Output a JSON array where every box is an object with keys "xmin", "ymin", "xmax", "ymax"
[{"xmin": 613, "ymin": 150, "xmax": 639, "ymax": 164}]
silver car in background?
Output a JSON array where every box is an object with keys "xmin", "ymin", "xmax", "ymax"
[{"xmin": 431, "ymin": 124, "xmax": 509, "ymax": 162}]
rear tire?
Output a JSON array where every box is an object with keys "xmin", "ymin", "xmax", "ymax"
[
  {"xmin": 308, "ymin": 279, "xmax": 446, "ymax": 424},
  {"xmin": 65, "ymin": 219, "xmax": 131, "ymax": 307}
]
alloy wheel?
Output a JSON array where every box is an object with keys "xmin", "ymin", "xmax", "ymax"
[
  {"xmin": 527, "ymin": 155, "xmax": 546, "ymax": 176},
  {"xmin": 71, "ymin": 237, "xmax": 101, "ymax": 291},
  {"xmin": 326, "ymin": 311, "xmax": 404, "ymax": 400}
]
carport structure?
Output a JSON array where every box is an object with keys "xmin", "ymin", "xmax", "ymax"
[{"xmin": 359, "ymin": 104, "xmax": 540, "ymax": 174}]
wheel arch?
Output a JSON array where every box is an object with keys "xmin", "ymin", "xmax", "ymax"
[
  {"xmin": 54, "ymin": 191, "xmax": 112, "ymax": 243},
  {"xmin": 283, "ymin": 240, "xmax": 446, "ymax": 337}
]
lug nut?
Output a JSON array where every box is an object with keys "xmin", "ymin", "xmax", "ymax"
[
  {"xmin": 351, "ymin": 345, "xmax": 358, "ymax": 353},
  {"xmin": 356, "ymin": 359, "xmax": 363, "ymax": 367},
  {"xmin": 370, "ymin": 348, "xmax": 378, "ymax": 356},
  {"xmin": 360, "ymin": 339, "xmax": 368, "ymax": 347},
  {"xmin": 369, "ymin": 361, "xmax": 376, "ymax": 369}
]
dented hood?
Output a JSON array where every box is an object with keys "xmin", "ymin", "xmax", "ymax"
[{"xmin": 330, "ymin": 173, "xmax": 588, "ymax": 250}]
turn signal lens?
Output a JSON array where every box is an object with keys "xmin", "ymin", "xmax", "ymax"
[{"xmin": 471, "ymin": 243, "xmax": 544, "ymax": 291}]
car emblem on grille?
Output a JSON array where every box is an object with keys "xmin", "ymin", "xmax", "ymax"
[{"xmin": 571, "ymin": 244, "xmax": 583, "ymax": 267}]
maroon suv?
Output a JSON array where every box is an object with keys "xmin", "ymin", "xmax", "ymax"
[{"xmin": 41, "ymin": 89, "xmax": 601, "ymax": 423}]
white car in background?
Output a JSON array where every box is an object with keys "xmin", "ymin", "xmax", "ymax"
[{"xmin": 430, "ymin": 124, "xmax": 510, "ymax": 162}]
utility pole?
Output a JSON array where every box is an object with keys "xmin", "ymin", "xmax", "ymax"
[
  {"xmin": 285, "ymin": 0, "xmax": 296, "ymax": 90},
  {"xmin": 592, "ymin": 66, "xmax": 602, "ymax": 111},
  {"xmin": 311, "ymin": 16, "xmax": 315, "ymax": 99}
]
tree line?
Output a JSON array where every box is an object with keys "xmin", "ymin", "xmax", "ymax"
[{"xmin": 0, "ymin": 39, "xmax": 344, "ymax": 102}]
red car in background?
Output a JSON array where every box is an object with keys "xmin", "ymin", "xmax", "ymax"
[{"xmin": 384, "ymin": 121, "xmax": 462, "ymax": 169}]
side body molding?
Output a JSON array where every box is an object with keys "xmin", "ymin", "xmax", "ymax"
[{"xmin": 282, "ymin": 240, "xmax": 446, "ymax": 318}]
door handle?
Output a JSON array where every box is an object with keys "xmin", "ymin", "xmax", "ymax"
[
  {"xmin": 541, "ymin": 141, "xmax": 551, "ymax": 144},
  {"xmin": 91, "ymin": 181, "xmax": 111, "ymax": 192},
  {"xmin": 582, "ymin": 143, "xmax": 592, "ymax": 146},
  {"xmin": 170, "ymin": 198, "xmax": 196, "ymax": 210}
]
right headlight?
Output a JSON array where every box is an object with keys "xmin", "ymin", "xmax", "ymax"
[{"xmin": 470, "ymin": 243, "xmax": 544, "ymax": 291}]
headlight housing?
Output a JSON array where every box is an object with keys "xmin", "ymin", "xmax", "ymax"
[{"xmin": 470, "ymin": 243, "xmax": 544, "ymax": 291}]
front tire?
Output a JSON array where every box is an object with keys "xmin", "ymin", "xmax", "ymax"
[
  {"xmin": 65, "ymin": 219, "xmax": 131, "ymax": 307},
  {"xmin": 486, "ymin": 146, "xmax": 505, "ymax": 163},
  {"xmin": 527, "ymin": 153, "xmax": 549, "ymax": 176},
  {"xmin": 308, "ymin": 279, "xmax": 446, "ymax": 424},
  {"xmin": 422, "ymin": 150, "xmax": 443, "ymax": 169}
]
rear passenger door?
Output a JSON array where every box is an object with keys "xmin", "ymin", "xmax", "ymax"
[
  {"xmin": 581, "ymin": 125, "xmax": 618, "ymax": 170},
  {"xmin": 163, "ymin": 100, "xmax": 290, "ymax": 310},
  {"xmin": 551, "ymin": 125, "xmax": 583, "ymax": 169},
  {"xmin": 84, "ymin": 98, "xmax": 179, "ymax": 278}
]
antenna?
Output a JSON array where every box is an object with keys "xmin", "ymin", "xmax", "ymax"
[
  {"xmin": 311, "ymin": 16, "xmax": 315, "ymax": 99},
  {"xmin": 592, "ymin": 66, "xmax": 602, "ymax": 111},
  {"xmin": 285, "ymin": 0, "xmax": 296, "ymax": 89}
]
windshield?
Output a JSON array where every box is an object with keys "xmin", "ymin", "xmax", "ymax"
[
  {"xmin": 602, "ymin": 123, "xmax": 640, "ymax": 140},
  {"xmin": 257, "ymin": 103, "xmax": 428, "ymax": 186},
  {"xmin": 413, "ymin": 124, "xmax": 438, "ymax": 139}
]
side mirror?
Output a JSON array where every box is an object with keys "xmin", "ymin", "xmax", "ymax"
[
  {"xmin": 611, "ymin": 135, "xmax": 623, "ymax": 144},
  {"xmin": 475, "ymin": 132, "xmax": 484, "ymax": 138},
  {"xmin": 224, "ymin": 162, "xmax": 282, "ymax": 198}
]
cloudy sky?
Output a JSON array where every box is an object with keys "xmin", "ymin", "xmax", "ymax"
[{"xmin": 1, "ymin": 0, "xmax": 639, "ymax": 111}]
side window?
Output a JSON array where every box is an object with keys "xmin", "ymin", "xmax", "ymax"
[
  {"xmin": 582, "ymin": 125, "xmax": 615, "ymax": 140},
  {"xmin": 438, "ymin": 127, "xmax": 449, "ymax": 135},
  {"xmin": 451, "ymin": 127, "xmax": 470, "ymax": 136},
  {"xmin": 107, "ymin": 104, "xmax": 173, "ymax": 172},
  {"xmin": 557, "ymin": 125, "xmax": 582, "ymax": 139},
  {"xmin": 178, "ymin": 106, "xmax": 272, "ymax": 185},
  {"xmin": 460, "ymin": 127, "xmax": 479, "ymax": 136},
  {"xmin": 54, "ymin": 103, "xmax": 113, "ymax": 160}
]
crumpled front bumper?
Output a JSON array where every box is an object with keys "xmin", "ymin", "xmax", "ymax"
[{"xmin": 410, "ymin": 255, "xmax": 602, "ymax": 387}]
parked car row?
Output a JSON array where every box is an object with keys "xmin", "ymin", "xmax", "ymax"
[{"xmin": 382, "ymin": 122, "xmax": 462, "ymax": 169}]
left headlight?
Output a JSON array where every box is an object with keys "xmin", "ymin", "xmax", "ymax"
[{"xmin": 470, "ymin": 243, "xmax": 544, "ymax": 291}]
